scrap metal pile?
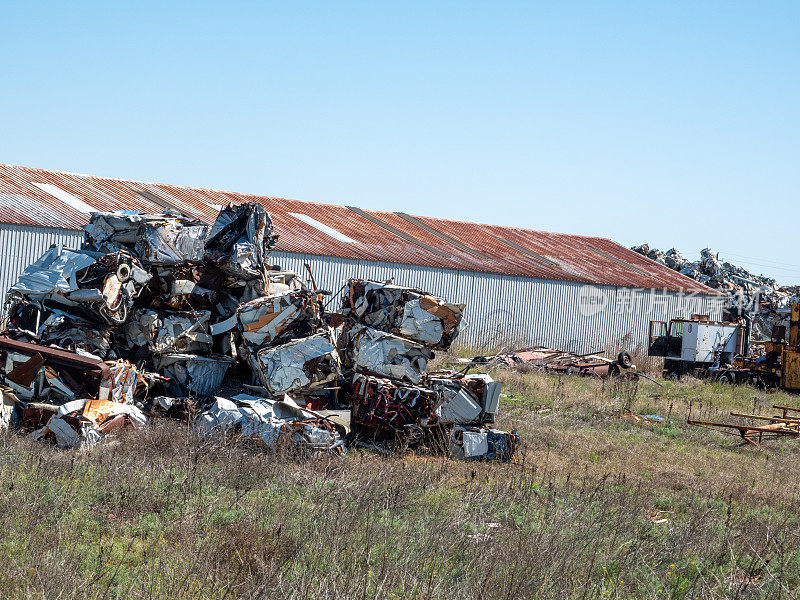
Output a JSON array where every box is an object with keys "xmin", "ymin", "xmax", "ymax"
[
  {"xmin": 337, "ymin": 279, "xmax": 517, "ymax": 460},
  {"xmin": 632, "ymin": 245, "xmax": 799, "ymax": 340},
  {"xmin": 0, "ymin": 207, "xmax": 516, "ymax": 461}
]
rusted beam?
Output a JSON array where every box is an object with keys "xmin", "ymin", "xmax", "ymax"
[
  {"xmin": 730, "ymin": 411, "xmax": 800, "ymax": 424},
  {"xmin": 0, "ymin": 336, "xmax": 110, "ymax": 379}
]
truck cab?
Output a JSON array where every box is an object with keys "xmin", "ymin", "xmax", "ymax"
[{"xmin": 648, "ymin": 315, "xmax": 744, "ymax": 377}]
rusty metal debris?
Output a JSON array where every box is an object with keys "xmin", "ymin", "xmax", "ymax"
[
  {"xmin": 0, "ymin": 336, "xmax": 145, "ymax": 448},
  {"xmin": 0, "ymin": 207, "xmax": 515, "ymax": 461},
  {"xmin": 469, "ymin": 346, "xmax": 634, "ymax": 378},
  {"xmin": 688, "ymin": 414, "xmax": 800, "ymax": 447},
  {"xmin": 688, "ymin": 404, "xmax": 800, "ymax": 447}
]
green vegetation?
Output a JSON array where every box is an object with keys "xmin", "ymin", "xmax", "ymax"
[{"xmin": 1, "ymin": 367, "xmax": 799, "ymax": 599}]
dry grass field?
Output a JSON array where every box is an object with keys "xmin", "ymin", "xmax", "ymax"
[{"xmin": 2, "ymin": 361, "xmax": 800, "ymax": 599}]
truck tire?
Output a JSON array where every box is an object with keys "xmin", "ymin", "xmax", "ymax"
[
  {"xmin": 717, "ymin": 372, "xmax": 733, "ymax": 385},
  {"xmin": 617, "ymin": 351, "xmax": 633, "ymax": 368}
]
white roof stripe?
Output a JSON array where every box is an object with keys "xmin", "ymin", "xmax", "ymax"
[
  {"xmin": 289, "ymin": 212, "xmax": 360, "ymax": 245},
  {"xmin": 31, "ymin": 182, "xmax": 97, "ymax": 214}
]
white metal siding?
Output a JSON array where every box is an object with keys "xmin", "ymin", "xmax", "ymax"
[
  {"xmin": 272, "ymin": 251, "xmax": 725, "ymax": 353},
  {"xmin": 0, "ymin": 224, "xmax": 85, "ymax": 313}
]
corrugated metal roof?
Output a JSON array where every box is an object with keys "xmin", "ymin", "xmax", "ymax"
[{"xmin": 0, "ymin": 163, "xmax": 721, "ymax": 295}]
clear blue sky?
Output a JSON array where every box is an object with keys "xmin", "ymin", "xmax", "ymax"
[{"xmin": 2, "ymin": 2, "xmax": 798, "ymax": 283}]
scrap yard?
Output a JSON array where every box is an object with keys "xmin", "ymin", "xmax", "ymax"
[
  {"xmin": 2, "ymin": 4, "xmax": 797, "ymax": 597},
  {"xmin": 0, "ymin": 174, "xmax": 798, "ymax": 598},
  {"xmin": 8, "ymin": 193, "xmax": 797, "ymax": 458}
]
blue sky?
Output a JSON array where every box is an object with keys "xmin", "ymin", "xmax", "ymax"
[{"xmin": 2, "ymin": 1, "xmax": 798, "ymax": 282}]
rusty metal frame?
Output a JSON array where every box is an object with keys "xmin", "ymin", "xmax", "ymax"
[{"xmin": 0, "ymin": 336, "xmax": 110, "ymax": 379}]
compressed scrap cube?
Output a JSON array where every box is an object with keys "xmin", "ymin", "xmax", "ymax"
[
  {"xmin": 84, "ymin": 211, "xmax": 209, "ymax": 263},
  {"xmin": 343, "ymin": 325, "xmax": 432, "ymax": 384},
  {"xmin": 349, "ymin": 373, "xmax": 438, "ymax": 433},
  {"xmin": 204, "ymin": 203, "xmax": 278, "ymax": 277},
  {"xmin": 124, "ymin": 309, "xmax": 213, "ymax": 356},
  {"xmin": 342, "ymin": 279, "xmax": 465, "ymax": 349},
  {"xmin": 156, "ymin": 354, "xmax": 235, "ymax": 396},
  {"xmin": 250, "ymin": 333, "xmax": 340, "ymax": 396},
  {"xmin": 427, "ymin": 373, "xmax": 502, "ymax": 425},
  {"xmin": 232, "ymin": 290, "xmax": 322, "ymax": 349}
]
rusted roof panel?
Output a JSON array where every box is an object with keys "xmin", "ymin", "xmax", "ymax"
[{"xmin": 0, "ymin": 163, "xmax": 721, "ymax": 295}]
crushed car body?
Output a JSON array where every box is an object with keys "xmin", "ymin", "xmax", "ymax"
[
  {"xmin": 197, "ymin": 394, "xmax": 345, "ymax": 454},
  {"xmin": 342, "ymin": 279, "xmax": 465, "ymax": 349},
  {"xmin": 342, "ymin": 325, "xmax": 432, "ymax": 384},
  {"xmin": 250, "ymin": 333, "xmax": 340, "ymax": 396}
]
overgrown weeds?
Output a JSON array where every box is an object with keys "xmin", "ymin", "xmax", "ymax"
[{"xmin": 1, "ymin": 369, "xmax": 799, "ymax": 598}]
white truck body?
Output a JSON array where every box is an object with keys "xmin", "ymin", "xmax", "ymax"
[{"xmin": 680, "ymin": 322, "xmax": 740, "ymax": 363}]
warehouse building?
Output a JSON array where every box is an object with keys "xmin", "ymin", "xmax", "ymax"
[{"xmin": 0, "ymin": 163, "xmax": 723, "ymax": 352}]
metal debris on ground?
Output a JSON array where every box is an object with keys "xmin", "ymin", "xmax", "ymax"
[
  {"xmin": 196, "ymin": 394, "xmax": 343, "ymax": 454},
  {"xmin": 449, "ymin": 426, "xmax": 519, "ymax": 461},
  {"xmin": 0, "ymin": 206, "xmax": 515, "ymax": 461},
  {"xmin": 688, "ymin": 404, "xmax": 800, "ymax": 447},
  {"xmin": 468, "ymin": 346, "xmax": 635, "ymax": 378}
]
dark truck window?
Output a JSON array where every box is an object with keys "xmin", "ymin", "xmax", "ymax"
[
  {"xmin": 667, "ymin": 321, "xmax": 684, "ymax": 356},
  {"xmin": 648, "ymin": 321, "xmax": 669, "ymax": 357}
]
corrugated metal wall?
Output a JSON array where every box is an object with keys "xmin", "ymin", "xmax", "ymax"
[
  {"xmin": 0, "ymin": 225, "xmax": 724, "ymax": 354},
  {"xmin": 271, "ymin": 251, "xmax": 725, "ymax": 353},
  {"xmin": 0, "ymin": 224, "xmax": 85, "ymax": 313}
]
